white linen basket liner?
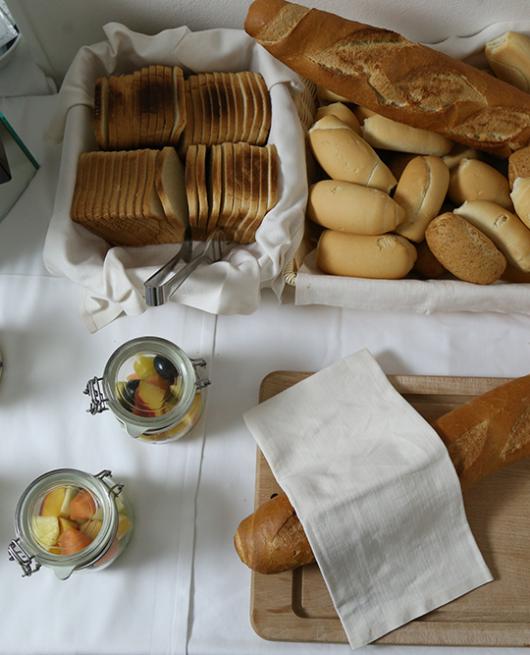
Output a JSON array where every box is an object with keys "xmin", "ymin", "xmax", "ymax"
[
  {"xmin": 292, "ymin": 20, "xmax": 530, "ymax": 315},
  {"xmin": 43, "ymin": 23, "xmax": 308, "ymax": 332}
]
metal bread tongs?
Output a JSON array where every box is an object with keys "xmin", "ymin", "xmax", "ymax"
[{"xmin": 144, "ymin": 229, "xmax": 231, "ymax": 306}]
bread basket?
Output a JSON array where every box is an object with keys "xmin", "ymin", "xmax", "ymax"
[
  {"xmin": 286, "ymin": 20, "xmax": 530, "ymax": 316},
  {"xmin": 43, "ymin": 23, "xmax": 308, "ymax": 332}
]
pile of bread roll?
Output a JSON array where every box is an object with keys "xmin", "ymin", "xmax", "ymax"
[
  {"xmin": 308, "ymin": 87, "xmax": 530, "ymax": 284},
  {"xmin": 254, "ymin": 21, "xmax": 530, "ymax": 286}
]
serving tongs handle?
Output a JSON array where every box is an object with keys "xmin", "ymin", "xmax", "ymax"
[{"xmin": 144, "ymin": 230, "xmax": 228, "ymax": 307}]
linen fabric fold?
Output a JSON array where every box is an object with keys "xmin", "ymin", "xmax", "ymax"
[{"xmin": 243, "ymin": 350, "xmax": 492, "ymax": 649}]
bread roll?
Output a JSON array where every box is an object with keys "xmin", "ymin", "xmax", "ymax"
[
  {"xmin": 510, "ymin": 176, "xmax": 530, "ymax": 230},
  {"xmin": 454, "ymin": 200, "xmax": 530, "ymax": 271},
  {"xmin": 425, "ymin": 212, "xmax": 506, "ymax": 284},
  {"xmin": 317, "ymin": 230, "xmax": 417, "ymax": 279},
  {"xmin": 394, "ymin": 156, "xmax": 450, "ymax": 242},
  {"xmin": 485, "ymin": 31, "xmax": 530, "ymax": 92},
  {"xmin": 361, "ymin": 114, "xmax": 452, "ymax": 156},
  {"xmin": 413, "ymin": 241, "xmax": 446, "ymax": 279},
  {"xmin": 245, "ymin": 0, "xmax": 530, "ymax": 156},
  {"xmin": 235, "ymin": 373, "xmax": 530, "ymax": 573},
  {"xmin": 307, "ymin": 180, "xmax": 404, "ymax": 235},
  {"xmin": 308, "ymin": 115, "xmax": 396, "ymax": 192},
  {"xmin": 448, "ymin": 158, "xmax": 512, "ymax": 208},
  {"xmin": 443, "ymin": 144, "xmax": 481, "ymax": 170},
  {"xmin": 509, "ymin": 145, "xmax": 530, "ymax": 187},
  {"xmin": 316, "ymin": 102, "xmax": 360, "ymax": 133}
]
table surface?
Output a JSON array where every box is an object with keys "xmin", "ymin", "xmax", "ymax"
[{"xmin": 1, "ymin": 45, "xmax": 530, "ymax": 655}]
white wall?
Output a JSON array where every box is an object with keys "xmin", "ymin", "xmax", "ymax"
[{"xmin": 7, "ymin": 0, "xmax": 530, "ymax": 83}]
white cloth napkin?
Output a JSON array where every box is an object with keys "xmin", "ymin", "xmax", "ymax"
[
  {"xmin": 243, "ymin": 350, "xmax": 492, "ymax": 650},
  {"xmin": 42, "ymin": 23, "xmax": 308, "ymax": 332}
]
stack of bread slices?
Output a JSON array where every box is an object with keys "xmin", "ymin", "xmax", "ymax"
[{"xmin": 71, "ymin": 64, "xmax": 278, "ymax": 247}]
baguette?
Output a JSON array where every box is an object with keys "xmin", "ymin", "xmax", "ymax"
[
  {"xmin": 235, "ymin": 374, "xmax": 530, "ymax": 573},
  {"xmin": 448, "ymin": 159, "xmax": 512, "ymax": 208},
  {"xmin": 485, "ymin": 31, "xmax": 530, "ymax": 93},
  {"xmin": 245, "ymin": 0, "xmax": 530, "ymax": 156}
]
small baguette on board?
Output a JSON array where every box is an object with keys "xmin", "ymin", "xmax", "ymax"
[
  {"xmin": 245, "ymin": 0, "xmax": 530, "ymax": 156},
  {"xmin": 235, "ymin": 373, "xmax": 530, "ymax": 574}
]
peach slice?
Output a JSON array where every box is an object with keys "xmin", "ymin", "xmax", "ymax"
[
  {"xmin": 57, "ymin": 528, "xmax": 92, "ymax": 555},
  {"xmin": 41, "ymin": 486, "xmax": 66, "ymax": 517},
  {"xmin": 69, "ymin": 490, "xmax": 97, "ymax": 522}
]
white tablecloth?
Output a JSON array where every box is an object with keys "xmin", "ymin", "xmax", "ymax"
[{"xmin": 2, "ymin": 41, "xmax": 530, "ymax": 655}]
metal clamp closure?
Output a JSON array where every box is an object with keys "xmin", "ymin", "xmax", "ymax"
[
  {"xmin": 191, "ymin": 358, "xmax": 211, "ymax": 390},
  {"xmin": 8, "ymin": 538, "xmax": 40, "ymax": 577},
  {"xmin": 84, "ymin": 377, "xmax": 109, "ymax": 415},
  {"xmin": 95, "ymin": 470, "xmax": 123, "ymax": 497}
]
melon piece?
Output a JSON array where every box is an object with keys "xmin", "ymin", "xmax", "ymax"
[
  {"xmin": 59, "ymin": 517, "xmax": 76, "ymax": 533},
  {"xmin": 133, "ymin": 355, "xmax": 156, "ymax": 379},
  {"xmin": 81, "ymin": 519, "xmax": 102, "ymax": 540},
  {"xmin": 59, "ymin": 486, "xmax": 79, "ymax": 518},
  {"xmin": 32, "ymin": 516, "xmax": 60, "ymax": 548}
]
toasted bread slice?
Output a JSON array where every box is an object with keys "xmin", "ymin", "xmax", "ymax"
[
  {"xmin": 170, "ymin": 66, "xmax": 187, "ymax": 145},
  {"xmin": 243, "ymin": 146, "xmax": 269, "ymax": 243},
  {"xmin": 219, "ymin": 73, "xmax": 233, "ymax": 143},
  {"xmin": 71, "ymin": 152, "xmax": 91, "ymax": 222},
  {"xmin": 139, "ymin": 67, "xmax": 151, "ymax": 148},
  {"xmin": 234, "ymin": 145, "xmax": 261, "ymax": 243},
  {"xmin": 179, "ymin": 80, "xmax": 193, "ymax": 155},
  {"xmin": 185, "ymin": 146, "xmax": 199, "ymax": 238},
  {"xmin": 236, "ymin": 73, "xmax": 251, "ymax": 143},
  {"xmin": 94, "ymin": 78, "xmax": 109, "ymax": 149},
  {"xmin": 245, "ymin": 72, "xmax": 261, "ymax": 145},
  {"xmin": 224, "ymin": 142, "xmax": 246, "ymax": 238},
  {"xmin": 208, "ymin": 144, "xmax": 222, "ymax": 236},
  {"xmin": 266, "ymin": 144, "xmax": 279, "ymax": 212},
  {"xmin": 213, "ymin": 72, "xmax": 226, "ymax": 144},
  {"xmin": 189, "ymin": 75, "xmax": 202, "ymax": 147},
  {"xmin": 254, "ymin": 73, "xmax": 271, "ymax": 145},
  {"xmin": 219, "ymin": 143, "xmax": 233, "ymax": 229},
  {"xmin": 123, "ymin": 150, "xmax": 137, "ymax": 219},
  {"xmin": 142, "ymin": 150, "xmax": 163, "ymax": 220},
  {"xmin": 93, "ymin": 151, "xmax": 109, "ymax": 221},
  {"xmin": 196, "ymin": 144, "xmax": 208, "ymax": 239},
  {"xmin": 155, "ymin": 147, "xmax": 187, "ymax": 241},
  {"xmin": 199, "ymin": 73, "xmax": 213, "ymax": 146}
]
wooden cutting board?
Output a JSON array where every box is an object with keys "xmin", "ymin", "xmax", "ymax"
[{"xmin": 251, "ymin": 371, "xmax": 530, "ymax": 647}]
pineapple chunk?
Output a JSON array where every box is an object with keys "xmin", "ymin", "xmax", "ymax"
[{"xmin": 32, "ymin": 516, "xmax": 60, "ymax": 548}]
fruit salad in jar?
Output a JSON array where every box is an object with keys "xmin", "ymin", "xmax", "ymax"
[{"xmin": 114, "ymin": 352, "xmax": 204, "ymax": 443}]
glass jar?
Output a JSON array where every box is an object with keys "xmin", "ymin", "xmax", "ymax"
[
  {"xmin": 84, "ymin": 336, "xmax": 210, "ymax": 444},
  {"xmin": 8, "ymin": 469, "xmax": 133, "ymax": 580}
]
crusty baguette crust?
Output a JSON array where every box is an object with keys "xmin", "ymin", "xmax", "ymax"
[
  {"xmin": 245, "ymin": 0, "xmax": 530, "ymax": 156},
  {"xmin": 235, "ymin": 373, "xmax": 530, "ymax": 573}
]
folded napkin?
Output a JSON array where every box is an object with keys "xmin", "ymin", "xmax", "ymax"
[{"xmin": 243, "ymin": 350, "xmax": 492, "ymax": 649}]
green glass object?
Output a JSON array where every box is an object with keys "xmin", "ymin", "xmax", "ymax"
[{"xmin": 0, "ymin": 112, "xmax": 39, "ymax": 221}]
